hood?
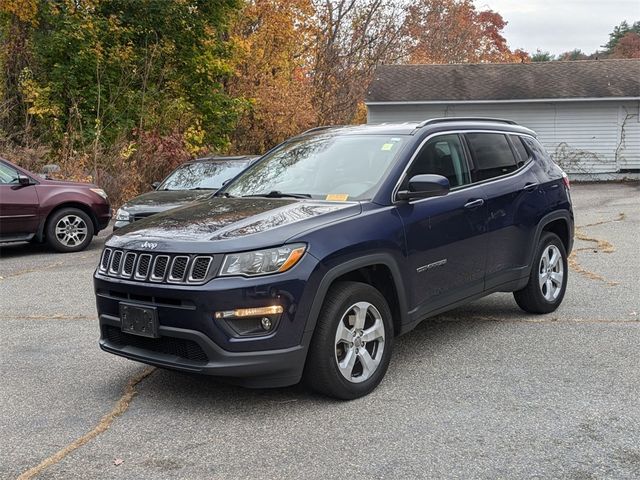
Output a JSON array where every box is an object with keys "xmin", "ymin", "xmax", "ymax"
[
  {"xmin": 120, "ymin": 189, "xmax": 215, "ymax": 215},
  {"xmin": 107, "ymin": 197, "xmax": 361, "ymax": 254},
  {"xmin": 39, "ymin": 178, "xmax": 96, "ymax": 188}
]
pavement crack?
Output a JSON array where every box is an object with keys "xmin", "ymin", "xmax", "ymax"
[
  {"xmin": 568, "ymin": 213, "xmax": 623, "ymax": 286},
  {"xmin": 17, "ymin": 366, "xmax": 156, "ymax": 480}
]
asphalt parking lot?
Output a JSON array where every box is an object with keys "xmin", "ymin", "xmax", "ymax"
[{"xmin": 1, "ymin": 182, "xmax": 639, "ymax": 480}]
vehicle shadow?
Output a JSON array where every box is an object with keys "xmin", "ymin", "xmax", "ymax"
[{"xmin": 138, "ymin": 296, "xmax": 527, "ymax": 408}]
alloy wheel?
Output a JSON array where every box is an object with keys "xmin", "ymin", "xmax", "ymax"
[
  {"xmin": 334, "ymin": 301, "xmax": 386, "ymax": 383},
  {"xmin": 55, "ymin": 214, "xmax": 89, "ymax": 247},
  {"xmin": 538, "ymin": 244, "xmax": 564, "ymax": 301}
]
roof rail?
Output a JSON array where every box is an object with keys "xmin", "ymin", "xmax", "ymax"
[
  {"xmin": 416, "ymin": 117, "xmax": 518, "ymax": 128},
  {"xmin": 298, "ymin": 125, "xmax": 341, "ymax": 135}
]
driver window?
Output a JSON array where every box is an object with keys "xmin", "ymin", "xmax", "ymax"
[
  {"xmin": 0, "ymin": 163, "xmax": 20, "ymax": 184},
  {"xmin": 405, "ymin": 134, "xmax": 471, "ymax": 189}
]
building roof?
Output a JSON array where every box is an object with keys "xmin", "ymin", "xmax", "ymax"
[{"xmin": 366, "ymin": 59, "xmax": 640, "ymax": 104}]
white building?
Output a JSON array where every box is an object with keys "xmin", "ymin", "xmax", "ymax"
[{"xmin": 366, "ymin": 60, "xmax": 640, "ymax": 180}]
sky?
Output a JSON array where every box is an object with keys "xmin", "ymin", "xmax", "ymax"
[{"xmin": 473, "ymin": 0, "xmax": 640, "ymax": 56}]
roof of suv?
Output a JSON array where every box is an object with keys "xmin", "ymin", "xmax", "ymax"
[{"xmin": 295, "ymin": 118, "xmax": 536, "ymax": 138}]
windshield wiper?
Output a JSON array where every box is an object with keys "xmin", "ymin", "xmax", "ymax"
[
  {"xmin": 190, "ymin": 187, "xmax": 215, "ymax": 190},
  {"xmin": 242, "ymin": 191, "xmax": 311, "ymax": 199}
]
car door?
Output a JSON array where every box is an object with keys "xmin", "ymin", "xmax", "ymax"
[
  {"xmin": 395, "ymin": 133, "xmax": 489, "ymax": 316},
  {"xmin": 463, "ymin": 132, "xmax": 544, "ymax": 290},
  {"xmin": 0, "ymin": 161, "xmax": 40, "ymax": 239}
]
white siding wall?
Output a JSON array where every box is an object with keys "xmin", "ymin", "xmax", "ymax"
[{"xmin": 367, "ymin": 100, "xmax": 640, "ymax": 179}]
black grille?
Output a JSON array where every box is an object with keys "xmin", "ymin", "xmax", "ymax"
[
  {"xmin": 136, "ymin": 254, "xmax": 152, "ymax": 279},
  {"xmin": 110, "ymin": 250, "xmax": 123, "ymax": 273},
  {"xmin": 190, "ymin": 257, "xmax": 212, "ymax": 281},
  {"xmin": 151, "ymin": 256, "xmax": 169, "ymax": 281},
  {"xmin": 169, "ymin": 256, "xmax": 189, "ymax": 281},
  {"xmin": 104, "ymin": 326, "xmax": 208, "ymax": 363},
  {"xmin": 122, "ymin": 252, "xmax": 136, "ymax": 277},
  {"xmin": 98, "ymin": 249, "xmax": 213, "ymax": 284},
  {"xmin": 100, "ymin": 249, "xmax": 112, "ymax": 270}
]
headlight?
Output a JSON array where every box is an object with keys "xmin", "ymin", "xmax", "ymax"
[
  {"xmin": 90, "ymin": 188, "xmax": 108, "ymax": 200},
  {"xmin": 220, "ymin": 244, "xmax": 306, "ymax": 277},
  {"xmin": 115, "ymin": 208, "xmax": 130, "ymax": 221}
]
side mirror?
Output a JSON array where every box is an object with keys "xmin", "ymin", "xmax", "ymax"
[
  {"xmin": 151, "ymin": 181, "xmax": 161, "ymax": 190},
  {"xmin": 17, "ymin": 174, "xmax": 32, "ymax": 186},
  {"xmin": 396, "ymin": 174, "xmax": 450, "ymax": 201}
]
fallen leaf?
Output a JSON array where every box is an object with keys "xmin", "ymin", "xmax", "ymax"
[{"xmin": 114, "ymin": 458, "xmax": 124, "ymax": 466}]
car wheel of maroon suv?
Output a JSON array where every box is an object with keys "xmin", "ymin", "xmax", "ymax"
[{"xmin": 0, "ymin": 158, "xmax": 111, "ymax": 253}]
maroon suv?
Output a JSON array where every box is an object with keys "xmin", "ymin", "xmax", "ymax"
[{"xmin": 0, "ymin": 158, "xmax": 111, "ymax": 252}]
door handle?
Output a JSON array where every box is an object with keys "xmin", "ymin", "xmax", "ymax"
[
  {"xmin": 523, "ymin": 182, "xmax": 539, "ymax": 192},
  {"xmin": 464, "ymin": 199, "xmax": 485, "ymax": 209}
]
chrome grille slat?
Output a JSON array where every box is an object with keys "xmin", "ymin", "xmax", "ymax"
[
  {"xmin": 100, "ymin": 248, "xmax": 112, "ymax": 271},
  {"xmin": 121, "ymin": 252, "xmax": 137, "ymax": 277},
  {"xmin": 150, "ymin": 255, "xmax": 170, "ymax": 282},
  {"xmin": 168, "ymin": 256, "xmax": 190, "ymax": 283},
  {"xmin": 135, "ymin": 254, "xmax": 152, "ymax": 280},
  {"xmin": 99, "ymin": 250, "xmax": 212, "ymax": 284},
  {"xmin": 189, "ymin": 256, "xmax": 213, "ymax": 282},
  {"xmin": 109, "ymin": 250, "xmax": 123, "ymax": 274}
]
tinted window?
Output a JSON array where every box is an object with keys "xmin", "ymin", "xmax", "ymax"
[
  {"xmin": 405, "ymin": 134, "xmax": 470, "ymax": 188},
  {"xmin": 510, "ymin": 136, "xmax": 530, "ymax": 165},
  {"xmin": 0, "ymin": 162, "xmax": 19, "ymax": 184},
  {"xmin": 466, "ymin": 133, "xmax": 518, "ymax": 181}
]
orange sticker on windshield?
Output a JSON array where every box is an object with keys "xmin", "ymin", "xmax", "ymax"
[{"xmin": 326, "ymin": 194, "xmax": 349, "ymax": 201}]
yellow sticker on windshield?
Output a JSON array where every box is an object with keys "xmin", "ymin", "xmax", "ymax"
[
  {"xmin": 381, "ymin": 143, "xmax": 395, "ymax": 151},
  {"xmin": 326, "ymin": 194, "xmax": 349, "ymax": 201}
]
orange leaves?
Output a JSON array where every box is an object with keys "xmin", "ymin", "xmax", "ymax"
[
  {"xmin": 404, "ymin": 0, "xmax": 522, "ymax": 64},
  {"xmin": 611, "ymin": 32, "xmax": 640, "ymax": 59}
]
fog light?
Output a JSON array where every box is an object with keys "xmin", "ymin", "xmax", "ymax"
[
  {"xmin": 215, "ymin": 305, "xmax": 283, "ymax": 319},
  {"xmin": 260, "ymin": 317, "xmax": 272, "ymax": 331}
]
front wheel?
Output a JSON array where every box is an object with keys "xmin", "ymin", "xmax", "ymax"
[
  {"xmin": 304, "ymin": 281, "xmax": 393, "ymax": 400},
  {"xmin": 46, "ymin": 208, "xmax": 94, "ymax": 253},
  {"xmin": 514, "ymin": 232, "xmax": 568, "ymax": 314}
]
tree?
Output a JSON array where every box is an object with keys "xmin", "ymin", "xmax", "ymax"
[
  {"xmin": 530, "ymin": 50, "xmax": 554, "ymax": 62},
  {"xmin": 602, "ymin": 20, "xmax": 640, "ymax": 55},
  {"xmin": 611, "ymin": 32, "xmax": 640, "ymax": 58},
  {"xmin": 404, "ymin": 0, "xmax": 522, "ymax": 64},
  {"xmin": 311, "ymin": 0, "xmax": 406, "ymax": 125},
  {"xmin": 228, "ymin": 0, "xmax": 317, "ymax": 153},
  {"xmin": 557, "ymin": 49, "xmax": 588, "ymax": 61}
]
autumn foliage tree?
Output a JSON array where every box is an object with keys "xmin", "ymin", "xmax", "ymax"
[
  {"xmin": 404, "ymin": 0, "xmax": 525, "ymax": 64},
  {"xmin": 228, "ymin": 0, "xmax": 317, "ymax": 153}
]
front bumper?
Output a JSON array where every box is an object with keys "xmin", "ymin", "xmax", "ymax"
[
  {"xmin": 99, "ymin": 314, "xmax": 309, "ymax": 387},
  {"xmin": 94, "ymin": 252, "xmax": 323, "ymax": 387}
]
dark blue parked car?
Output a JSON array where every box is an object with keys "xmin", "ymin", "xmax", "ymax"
[{"xmin": 94, "ymin": 118, "xmax": 573, "ymax": 399}]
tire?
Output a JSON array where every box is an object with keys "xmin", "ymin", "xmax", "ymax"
[
  {"xmin": 46, "ymin": 208, "xmax": 94, "ymax": 253},
  {"xmin": 304, "ymin": 281, "xmax": 394, "ymax": 400},
  {"xmin": 514, "ymin": 232, "xmax": 568, "ymax": 314}
]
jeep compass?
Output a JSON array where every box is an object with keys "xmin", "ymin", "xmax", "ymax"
[{"xmin": 94, "ymin": 118, "xmax": 573, "ymax": 399}]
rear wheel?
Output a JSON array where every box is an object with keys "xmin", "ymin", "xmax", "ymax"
[
  {"xmin": 46, "ymin": 208, "xmax": 94, "ymax": 253},
  {"xmin": 304, "ymin": 281, "xmax": 393, "ymax": 400},
  {"xmin": 514, "ymin": 232, "xmax": 568, "ymax": 313}
]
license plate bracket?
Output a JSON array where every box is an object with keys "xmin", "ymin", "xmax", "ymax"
[{"xmin": 120, "ymin": 303, "xmax": 159, "ymax": 338}]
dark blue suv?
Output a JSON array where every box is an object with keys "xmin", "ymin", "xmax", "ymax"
[{"xmin": 94, "ymin": 118, "xmax": 573, "ymax": 399}]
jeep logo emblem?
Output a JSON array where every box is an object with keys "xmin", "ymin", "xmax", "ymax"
[{"xmin": 140, "ymin": 241, "xmax": 158, "ymax": 250}]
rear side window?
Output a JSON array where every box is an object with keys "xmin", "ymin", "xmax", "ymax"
[
  {"xmin": 510, "ymin": 136, "xmax": 530, "ymax": 166},
  {"xmin": 465, "ymin": 133, "xmax": 518, "ymax": 182}
]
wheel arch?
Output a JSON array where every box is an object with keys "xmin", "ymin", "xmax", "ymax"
[
  {"xmin": 527, "ymin": 210, "xmax": 574, "ymax": 272},
  {"xmin": 303, "ymin": 254, "xmax": 409, "ymax": 342},
  {"xmin": 38, "ymin": 202, "xmax": 99, "ymax": 241}
]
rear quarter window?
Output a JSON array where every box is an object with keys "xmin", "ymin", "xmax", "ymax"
[
  {"xmin": 510, "ymin": 136, "xmax": 531, "ymax": 166},
  {"xmin": 465, "ymin": 133, "xmax": 518, "ymax": 182}
]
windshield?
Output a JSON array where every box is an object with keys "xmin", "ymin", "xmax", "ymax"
[
  {"xmin": 159, "ymin": 160, "xmax": 252, "ymax": 191},
  {"xmin": 224, "ymin": 134, "xmax": 407, "ymax": 201}
]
